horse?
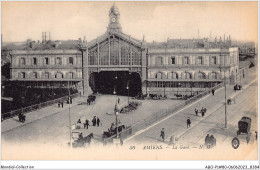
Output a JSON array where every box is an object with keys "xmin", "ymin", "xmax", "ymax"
[
  {"xmin": 83, "ymin": 133, "xmax": 94, "ymax": 145},
  {"xmin": 205, "ymin": 134, "xmax": 216, "ymax": 149}
]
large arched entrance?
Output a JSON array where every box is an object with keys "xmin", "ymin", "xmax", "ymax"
[{"xmin": 89, "ymin": 71, "xmax": 141, "ymax": 96}]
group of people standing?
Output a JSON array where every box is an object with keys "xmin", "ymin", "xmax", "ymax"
[
  {"xmin": 58, "ymin": 101, "xmax": 64, "ymax": 108},
  {"xmin": 194, "ymin": 106, "xmax": 207, "ymax": 117},
  {"xmin": 92, "ymin": 116, "xmax": 102, "ymax": 127},
  {"xmin": 76, "ymin": 116, "xmax": 102, "ymax": 129}
]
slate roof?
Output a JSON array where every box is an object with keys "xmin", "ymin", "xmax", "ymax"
[
  {"xmin": 146, "ymin": 38, "xmax": 231, "ymax": 49},
  {"xmin": 2, "ymin": 40, "xmax": 80, "ymax": 51}
]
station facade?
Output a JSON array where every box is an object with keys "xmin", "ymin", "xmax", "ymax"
[{"xmin": 10, "ymin": 4, "xmax": 239, "ymax": 97}]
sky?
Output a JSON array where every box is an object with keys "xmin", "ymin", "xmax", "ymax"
[{"xmin": 1, "ymin": 1, "xmax": 258, "ymax": 43}]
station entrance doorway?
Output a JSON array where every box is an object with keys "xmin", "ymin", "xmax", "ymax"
[{"xmin": 89, "ymin": 71, "xmax": 141, "ymax": 96}]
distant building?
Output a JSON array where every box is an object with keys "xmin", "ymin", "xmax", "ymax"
[{"xmin": 9, "ymin": 4, "xmax": 240, "ymax": 97}]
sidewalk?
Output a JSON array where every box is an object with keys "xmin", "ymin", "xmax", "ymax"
[
  {"xmin": 168, "ymin": 67, "xmax": 257, "ymax": 143},
  {"xmin": 1, "ymin": 96, "xmax": 86, "ymax": 133},
  {"xmin": 127, "ymin": 67, "xmax": 257, "ymax": 144}
]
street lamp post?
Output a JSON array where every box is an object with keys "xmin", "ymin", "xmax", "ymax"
[
  {"xmin": 163, "ymin": 82, "xmax": 166, "ymax": 97},
  {"xmin": 68, "ymin": 80, "xmax": 72, "ymax": 147},
  {"xmin": 220, "ymin": 54, "xmax": 227, "ymax": 129},
  {"xmin": 126, "ymin": 81, "xmax": 129, "ymax": 106},
  {"xmin": 224, "ymin": 68, "xmax": 227, "ymax": 128},
  {"xmin": 177, "ymin": 82, "xmax": 181, "ymax": 99},
  {"xmin": 190, "ymin": 82, "xmax": 193, "ymax": 96},
  {"xmin": 116, "ymin": 111, "xmax": 119, "ymax": 138}
]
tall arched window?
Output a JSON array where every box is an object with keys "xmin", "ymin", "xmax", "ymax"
[
  {"xmin": 168, "ymin": 72, "xmax": 178, "ymax": 79},
  {"xmin": 155, "ymin": 72, "xmax": 162, "ymax": 79},
  {"xmin": 184, "ymin": 72, "xmax": 192, "ymax": 79},
  {"xmin": 173, "ymin": 73, "xmax": 178, "ymax": 79},
  {"xmin": 33, "ymin": 72, "xmax": 38, "ymax": 79},
  {"xmin": 44, "ymin": 72, "xmax": 49, "ymax": 79},
  {"xmin": 198, "ymin": 72, "xmax": 206, "ymax": 79},
  {"xmin": 212, "ymin": 72, "xmax": 217, "ymax": 79},
  {"xmin": 55, "ymin": 72, "xmax": 64, "ymax": 79}
]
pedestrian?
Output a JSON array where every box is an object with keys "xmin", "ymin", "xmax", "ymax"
[
  {"xmin": 61, "ymin": 101, "xmax": 63, "ymax": 108},
  {"xmin": 110, "ymin": 122, "xmax": 115, "ymax": 131},
  {"xmin": 243, "ymin": 73, "xmax": 245, "ymax": 78},
  {"xmin": 58, "ymin": 102, "xmax": 60, "ymax": 108},
  {"xmin": 187, "ymin": 117, "xmax": 191, "ymax": 128},
  {"xmin": 92, "ymin": 116, "xmax": 96, "ymax": 126},
  {"xmin": 195, "ymin": 106, "xmax": 198, "ymax": 116},
  {"xmin": 97, "ymin": 117, "xmax": 101, "ymax": 126},
  {"xmin": 201, "ymin": 107, "xmax": 205, "ymax": 117},
  {"xmin": 212, "ymin": 89, "xmax": 215, "ymax": 96},
  {"xmin": 118, "ymin": 97, "xmax": 120, "ymax": 104},
  {"xmin": 160, "ymin": 128, "xmax": 165, "ymax": 142},
  {"xmin": 84, "ymin": 119, "xmax": 89, "ymax": 129}
]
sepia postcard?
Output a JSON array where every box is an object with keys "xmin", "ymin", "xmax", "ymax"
[{"xmin": 1, "ymin": 1, "xmax": 259, "ymax": 168}]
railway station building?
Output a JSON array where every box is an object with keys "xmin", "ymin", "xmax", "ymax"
[{"xmin": 10, "ymin": 4, "xmax": 240, "ymax": 97}]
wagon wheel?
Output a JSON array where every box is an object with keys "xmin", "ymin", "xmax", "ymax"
[
  {"xmin": 207, "ymin": 143, "xmax": 211, "ymax": 149},
  {"xmin": 232, "ymin": 137, "xmax": 240, "ymax": 149}
]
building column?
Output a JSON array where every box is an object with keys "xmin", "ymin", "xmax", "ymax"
[
  {"xmin": 141, "ymin": 48, "xmax": 147, "ymax": 94},
  {"xmin": 119, "ymin": 38, "xmax": 121, "ymax": 65},
  {"xmin": 108, "ymin": 36, "xmax": 110, "ymax": 65},
  {"xmin": 82, "ymin": 48, "xmax": 90, "ymax": 96}
]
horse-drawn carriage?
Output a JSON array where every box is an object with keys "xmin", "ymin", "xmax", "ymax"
[
  {"xmin": 72, "ymin": 131, "xmax": 94, "ymax": 148},
  {"xmin": 135, "ymin": 93, "xmax": 148, "ymax": 100},
  {"xmin": 205, "ymin": 134, "xmax": 216, "ymax": 149},
  {"xmin": 87, "ymin": 95, "xmax": 96, "ymax": 105},
  {"xmin": 237, "ymin": 117, "xmax": 251, "ymax": 135},
  {"xmin": 102, "ymin": 123, "xmax": 126, "ymax": 139}
]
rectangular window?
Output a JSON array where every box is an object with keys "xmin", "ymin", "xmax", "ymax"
[
  {"xmin": 211, "ymin": 56, "xmax": 217, "ymax": 65},
  {"xmin": 20, "ymin": 58, "xmax": 26, "ymax": 65},
  {"xmin": 184, "ymin": 57, "xmax": 189, "ymax": 65},
  {"xmin": 69, "ymin": 57, "xmax": 74, "ymax": 65},
  {"xmin": 33, "ymin": 58, "xmax": 37, "ymax": 65},
  {"xmin": 45, "ymin": 58, "xmax": 49, "ymax": 65},
  {"xmin": 171, "ymin": 57, "xmax": 175, "ymax": 64},
  {"xmin": 197, "ymin": 56, "xmax": 203, "ymax": 65},
  {"xmin": 56, "ymin": 57, "xmax": 62, "ymax": 65},
  {"xmin": 21, "ymin": 72, "xmax": 26, "ymax": 79},
  {"xmin": 157, "ymin": 81, "xmax": 164, "ymax": 87}
]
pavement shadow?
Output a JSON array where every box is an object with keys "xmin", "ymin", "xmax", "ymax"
[
  {"xmin": 145, "ymin": 135, "xmax": 164, "ymax": 143},
  {"xmin": 11, "ymin": 117, "xmax": 21, "ymax": 123}
]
